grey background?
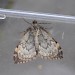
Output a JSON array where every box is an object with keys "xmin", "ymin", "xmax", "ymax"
[{"xmin": 0, "ymin": 0, "xmax": 75, "ymax": 75}]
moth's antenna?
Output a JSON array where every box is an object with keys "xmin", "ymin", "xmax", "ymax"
[
  {"xmin": 38, "ymin": 23, "xmax": 51, "ymax": 24},
  {"xmin": 23, "ymin": 19, "xmax": 51, "ymax": 26},
  {"xmin": 23, "ymin": 18, "xmax": 33, "ymax": 26}
]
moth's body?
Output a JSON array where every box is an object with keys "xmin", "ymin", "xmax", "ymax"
[
  {"xmin": 13, "ymin": 20, "xmax": 63, "ymax": 64},
  {"xmin": 32, "ymin": 22, "xmax": 40, "ymax": 53}
]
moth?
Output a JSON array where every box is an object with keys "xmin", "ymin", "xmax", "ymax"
[{"xmin": 13, "ymin": 20, "xmax": 63, "ymax": 64}]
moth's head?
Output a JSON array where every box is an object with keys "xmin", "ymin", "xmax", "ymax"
[
  {"xmin": 32, "ymin": 20, "xmax": 38, "ymax": 28},
  {"xmin": 32, "ymin": 20, "xmax": 37, "ymax": 24},
  {"xmin": 32, "ymin": 20, "xmax": 38, "ymax": 27}
]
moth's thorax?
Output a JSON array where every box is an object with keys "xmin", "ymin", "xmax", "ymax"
[
  {"xmin": 33, "ymin": 24, "xmax": 39, "ymax": 29},
  {"xmin": 32, "ymin": 25, "xmax": 40, "ymax": 36}
]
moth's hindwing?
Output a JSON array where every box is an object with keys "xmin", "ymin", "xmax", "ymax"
[
  {"xmin": 38, "ymin": 26, "xmax": 63, "ymax": 59},
  {"xmin": 13, "ymin": 28, "xmax": 36, "ymax": 64}
]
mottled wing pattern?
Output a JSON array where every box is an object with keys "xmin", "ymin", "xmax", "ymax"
[
  {"xmin": 13, "ymin": 28, "xmax": 36, "ymax": 64},
  {"xmin": 38, "ymin": 26, "xmax": 63, "ymax": 59}
]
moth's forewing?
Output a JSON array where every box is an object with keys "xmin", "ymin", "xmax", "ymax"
[
  {"xmin": 38, "ymin": 26, "xmax": 63, "ymax": 59},
  {"xmin": 13, "ymin": 28, "xmax": 37, "ymax": 64}
]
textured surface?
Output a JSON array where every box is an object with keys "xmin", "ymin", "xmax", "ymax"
[{"xmin": 0, "ymin": 0, "xmax": 75, "ymax": 75}]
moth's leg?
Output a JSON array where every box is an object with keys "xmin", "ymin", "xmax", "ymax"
[
  {"xmin": 13, "ymin": 51, "xmax": 18, "ymax": 64},
  {"xmin": 20, "ymin": 28, "xmax": 32, "ymax": 36},
  {"xmin": 57, "ymin": 50, "xmax": 63, "ymax": 59},
  {"xmin": 44, "ymin": 26, "xmax": 53, "ymax": 30},
  {"xmin": 19, "ymin": 31, "xmax": 26, "ymax": 36}
]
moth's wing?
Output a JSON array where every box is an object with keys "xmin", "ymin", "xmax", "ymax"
[
  {"xmin": 13, "ymin": 28, "xmax": 36, "ymax": 64},
  {"xmin": 38, "ymin": 26, "xmax": 63, "ymax": 59}
]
